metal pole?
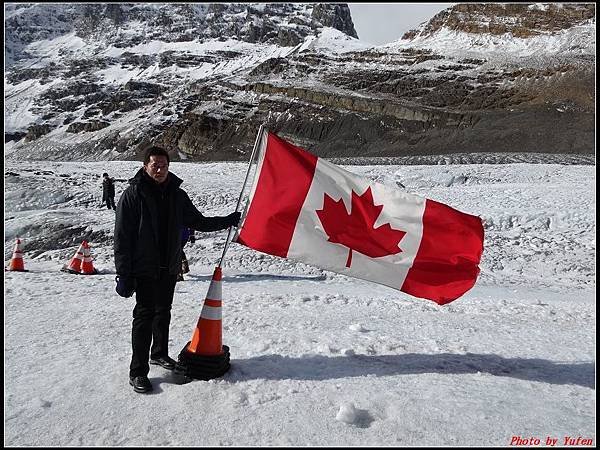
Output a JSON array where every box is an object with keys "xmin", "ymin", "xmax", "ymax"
[{"xmin": 218, "ymin": 124, "xmax": 266, "ymax": 267}]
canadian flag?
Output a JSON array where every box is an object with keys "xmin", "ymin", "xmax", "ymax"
[{"xmin": 235, "ymin": 131, "xmax": 484, "ymax": 305}]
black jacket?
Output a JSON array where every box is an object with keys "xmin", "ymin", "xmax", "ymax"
[
  {"xmin": 114, "ymin": 168, "xmax": 233, "ymax": 278},
  {"xmin": 102, "ymin": 178, "xmax": 115, "ymax": 200}
]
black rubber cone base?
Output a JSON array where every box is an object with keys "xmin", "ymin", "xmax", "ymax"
[
  {"xmin": 60, "ymin": 266, "xmax": 99, "ymax": 275},
  {"xmin": 176, "ymin": 342, "xmax": 231, "ymax": 381}
]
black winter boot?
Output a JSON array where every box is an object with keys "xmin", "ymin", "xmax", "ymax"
[
  {"xmin": 150, "ymin": 355, "xmax": 177, "ymax": 370},
  {"xmin": 129, "ymin": 375, "xmax": 153, "ymax": 393}
]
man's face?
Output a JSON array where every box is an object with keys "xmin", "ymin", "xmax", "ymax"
[{"xmin": 144, "ymin": 155, "xmax": 169, "ymax": 184}]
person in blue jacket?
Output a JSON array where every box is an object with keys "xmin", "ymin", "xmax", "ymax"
[{"xmin": 177, "ymin": 227, "xmax": 195, "ymax": 281}]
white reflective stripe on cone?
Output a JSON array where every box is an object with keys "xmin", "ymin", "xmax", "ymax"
[
  {"xmin": 200, "ymin": 305, "xmax": 222, "ymax": 320},
  {"xmin": 206, "ymin": 281, "xmax": 222, "ymax": 300}
]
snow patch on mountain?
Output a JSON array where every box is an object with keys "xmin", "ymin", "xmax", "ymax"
[
  {"xmin": 389, "ymin": 18, "xmax": 596, "ymax": 65},
  {"xmin": 21, "ymin": 32, "xmax": 87, "ymax": 67},
  {"xmin": 297, "ymin": 27, "xmax": 372, "ymax": 54}
]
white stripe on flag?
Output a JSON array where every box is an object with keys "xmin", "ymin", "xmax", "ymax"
[{"xmin": 288, "ymin": 158, "xmax": 425, "ymax": 290}]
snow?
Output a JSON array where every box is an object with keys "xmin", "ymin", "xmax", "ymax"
[
  {"xmin": 529, "ymin": 4, "xmax": 550, "ymax": 12},
  {"xmin": 4, "ymin": 34, "xmax": 297, "ymax": 134},
  {"xmin": 102, "ymin": 37, "xmax": 291, "ymax": 60},
  {"xmin": 4, "ymin": 8, "xmax": 594, "ymax": 139},
  {"xmin": 297, "ymin": 27, "xmax": 373, "ymax": 54},
  {"xmin": 4, "ymin": 157, "xmax": 595, "ymax": 446},
  {"xmin": 95, "ymin": 65, "xmax": 145, "ymax": 85},
  {"xmin": 22, "ymin": 32, "xmax": 87, "ymax": 67},
  {"xmin": 4, "ymin": 79, "xmax": 47, "ymax": 131},
  {"xmin": 386, "ymin": 18, "xmax": 596, "ymax": 63},
  {"xmin": 248, "ymin": 3, "xmax": 266, "ymax": 13}
]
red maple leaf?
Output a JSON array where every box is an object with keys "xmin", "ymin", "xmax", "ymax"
[{"xmin": 315, "ymin": 187, "xmax": 406, "ymax": 268}]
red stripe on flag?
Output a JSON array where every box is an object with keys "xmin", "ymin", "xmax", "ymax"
[
  {"xmin": 402, "ymin": 199, "xmax": 484, "ymax": 305},
  {"xmin": 237, "ymin": 132, "xmax": 318, "ymax": 257}
]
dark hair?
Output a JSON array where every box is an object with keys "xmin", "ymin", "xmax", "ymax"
[
  {"xmin": 143, "ymin": 146, "xmax": 170, "ymax": 164},
  {"xmin": 102, "ymin": 172, "xmax": 109, "ymax": 177}
]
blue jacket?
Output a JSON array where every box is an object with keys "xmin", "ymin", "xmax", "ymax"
[{"xmin": 181, "ymin": 227, "xmax": 191, "ymax": 245}]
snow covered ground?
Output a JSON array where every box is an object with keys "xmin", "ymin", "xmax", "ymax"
[{"xmin": 4, "ymin": 157, "xmax": 596, "ymax": 446}]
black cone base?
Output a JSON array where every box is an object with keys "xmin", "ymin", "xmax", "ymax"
[
  {"xmin": 60, "ymin": 266, "xmax": 98, "ymax": 275},
  {"xmin": 175, "ymin": 342, "xmax": 230, "ymax": 381},
  {"xmin": 80, "ymin": 269, "xmax": 99, "ymax": 275}
]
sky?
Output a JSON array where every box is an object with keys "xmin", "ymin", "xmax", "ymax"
[
  {"xmin": 4, "ymin": 156, "xmax": 596, "ymax": 446},
  {"xmin": 348, "ymin": 3, "xmax": 454, "ymax": 45}
]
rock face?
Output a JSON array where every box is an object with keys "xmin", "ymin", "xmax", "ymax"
[
  {"xmin": 4, "ymin": 3, "xmax": 595, "ymax": 161},
  {"xmin": 6, "ymin": 3, "xmax": 357, "ymax": 62},
  {"xmin": 312, "ymin": 3, "xmax": 358, "ymax": 39},
  {"xmin": 403, "ymin": 3, "xmax": 596, "ymax": 39}
]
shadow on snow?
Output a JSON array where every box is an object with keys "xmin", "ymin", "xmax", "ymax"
[
  {"xmin": 225, "ymin": 353, "xmax": 595, "ymax": 389},
  {"xmin": 185, "ymin": 273, "xmax": 327, "ymax": 282}
]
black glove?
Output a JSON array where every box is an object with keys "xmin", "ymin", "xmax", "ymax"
[
  {"xmin": 226, "ymin": 211, "xmax": 241, "ymax": 228},
  {"xmin": 115, "ymin": 275, "xmax": 136, "ymax": 298},
  {"xmin": 189, "ymin": 234, "xmax": 196, "ymax": 244}
]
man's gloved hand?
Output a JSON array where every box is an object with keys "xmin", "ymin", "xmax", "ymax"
[
  {"xmin": 189, "ymin": 234, "xmax": 196, "ymax": 244},
  {"xmin": 226, "ymin": 211, "xmax": 241, "ymax": 228},
  {"xmin": 115, "ymin": 275, "xmax": 136, "ymax": 298}
]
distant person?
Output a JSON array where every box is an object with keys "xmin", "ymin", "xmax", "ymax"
[
  {"xmin": 102, "ymin": 173, "xmax": 116, "ymax": 210},
  {"xmin": 114, "ymin": 146, "xmax": 241, "ymax": 394},
  {"xmin": 177, "ymin": 227, "xmax": 195, "ymax": 282}
]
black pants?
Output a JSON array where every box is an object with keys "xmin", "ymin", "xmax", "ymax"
[
  {"xmin": 105, "ymin": 196, "xmax": 116, "ymax": 210},
  {"xmin": 129, "ymin": 270, "xmax": 177, "ymax": 377}
]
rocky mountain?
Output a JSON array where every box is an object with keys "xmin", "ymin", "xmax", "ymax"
[
  {"xmin": 4, "ymin": 3, "xmax": 595, "ymax": 162},
  {"xmin": 403, "ymin": 3, "xmax": 595, "ymax": 38}
]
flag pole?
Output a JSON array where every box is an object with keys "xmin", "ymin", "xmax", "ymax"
[{"xmin": 218, "ymin": 123, "xmax": 266, "ymax": 268}]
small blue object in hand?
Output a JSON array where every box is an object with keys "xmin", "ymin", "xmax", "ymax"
[{"xmin": 115, "ymin": 275, "xmax": 136, "ymax": 298}]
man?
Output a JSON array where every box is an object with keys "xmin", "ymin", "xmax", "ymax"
[
  {"xmin": 114, "ymin": 146, "xmax": 240, "ymax": 393},
  {"xmin": 102, "ymin": 172, "xmax": 116, "ymax": 210}
]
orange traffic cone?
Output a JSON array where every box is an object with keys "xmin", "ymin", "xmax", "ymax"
[
  {"xmin": 80, "ymin": 241, "xmax": 98, "ymax": 275},
  {"xmin": 6, "ymin": 237, "xmax": 26, "ymax": 272},
  {"xmin": 62, "ymin": 242, "xmax": 84, "ymax": 273},
  {"xmin": 175, "ymin": 266, "xmax": 230, "ymax": 381},
  {"xmin": 188, "ymin": 266, "xmax": 224, "ymax": 355}
]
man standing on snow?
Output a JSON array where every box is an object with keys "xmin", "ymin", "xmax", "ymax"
[
  {"xmin": 102, "ymin": 172, "xmax": 116, "ymax": 210},
  {"xmin": 114, "ymin": 146, "xmax": 240, "ymax": 393}
]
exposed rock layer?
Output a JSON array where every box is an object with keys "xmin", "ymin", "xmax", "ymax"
[{"xmin": 4, "ymin": 3, "xmax": 595, "ymax": 161}]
